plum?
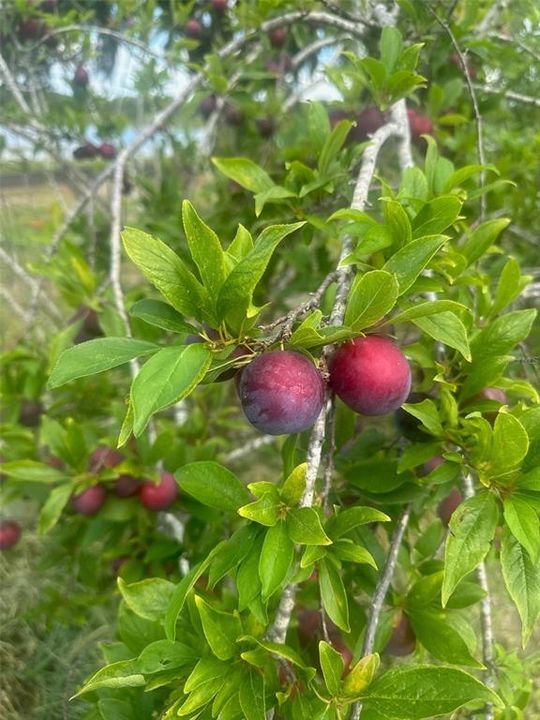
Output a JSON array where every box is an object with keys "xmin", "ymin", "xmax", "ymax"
[
  {"xmin": 0, "ymin": 520, "xmax": 21, "ymax": 550},
  {"xmin": 329, "ymin": 335, "xmax": 411, "ymax": 416},
  {"xmin": 88, "ymin": 446, "xmax": 123, "ymax": 473},
  {"xmin": 268, "ymin": 27, "xmax": 288, "ymax": 48},
  {"xmin": 237, "ymin": 351, "xmax": 325, "ymax": 435},
  {"xmin": 385, "ymin": 612, "xmax": 416, "ymax": 656},
  {"xmin": 72, "ymin": 485, "xmax": 107, "ymax": 515},
  {"xmin": 139, "ymin": 472, "xmax": 178, "ymax": 511},
  {"xmin": 114, "ymin": 474, "xmax": 141, "ymax": 498},
  {"xmin": 185, "ymin": 18, "xmax": 202, "ymax": 39}
]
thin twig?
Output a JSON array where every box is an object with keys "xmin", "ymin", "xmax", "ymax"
[
  {"xmin": 473, "ymin": 85, "xmax": 540, "ymax": 108},
  {"xmin": 322, "ymin": 396, "xmax": 337, "ymax": 515},
  {"xmin": 0, "ymin": 247, "xmax": 62, "ymax": 322},
  {"xmin": 351, "ymin": 503, "xmax": 413, "ymax": 720},
  {"xmin": 462, "ymin": 473, "xmax": 496, "ymax": 720},
  {"xmin": 223, "ymin": 435, "xmax": 276, "ymax": 463},
  {"xmin": 427, "ymin": 7, "xmax": 487, "ymax": 219}
]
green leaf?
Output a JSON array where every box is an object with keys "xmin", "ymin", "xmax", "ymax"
[
  {"xmin": 286, "ymin": 507, "xmax": 332, "ymax": 546},
  {"xmin": 503, "ymin": 496, "xmax": 540, "ymax": 562},
  {"xmin": 399, "ymin": 166, "xmax": 428, "ymax": 200},
  {"xmin": 500, "ymin": 526, "xmax": 540, "ymax": 647},
  {"xmin": 175, "ymin": 462, "xmax": 250, "ymax": 513},
  {"xmin": 238, "ymin": 487, "xmax": 281, "ymax": 526},
  {"xmin": 490, "ymin": 413, "xmax": 529, "ymax": 477},
  {"xmin": 344, "ymin": 270, "xmax": 399, "ymax": 330},
  {"xmin": 307, "ymin": 101, "xmax": 331, "ymax": 153},
  {"xmin": 217, "ymin": 222, "xmax": 305, "ymax": 333},
  {"xmin": 136, "ymin": 640, "xmax": 197, "ymax": 673},
  {"xmin": 227, "ymin": 224, "xmax": 254, "ymax": 261},
  {"xmin": 462, "ymin": 218, "xmax": 511, "ymax": 266},
  {"xmin": 384, "ymin": 200, "xmax": 412, "ymax": 247},
  {"xmin": 319, "ymin": 640, "xmax": 343, "ymax": 696},
  {"xmin": 38, "ymin": 483, "xmax": 73, "ymax": 533},
  {"xmin": 281, "ymin": 463, "xmax": 307, "ymax": 506},
  {"xmin": 165, "ymin": 542, "xmax": 225, "ymax": 641},
  {"xmin": 1, "ymin": 460, "xmax": 68, "ymax": 484},
  {"xmin": 254, "ymin": 186, "xmax": 297, "ymax": 217},
  {"xmin": 211, "ymin": 157, "xmax": 274, "ymax": 193},
  {"xmin": 408, "ymin": 610, "xmax": 482, "ymax": 667},
  {"xmin": 181, "ymin": 201, "xmax": 225, "ymax": 300},
  {"xmin": 442, "ymin": 493, "xmax": 499, "ymax": 606},
  {"xmin": 401, "ymin": 399, "xmax": 443, "ymax": 436},
  {"xmin": 382, "ymin": 235, "xmax": 446, "ymax": 295},
  {"xmin": 469, "ymin": 309, "xmax": 537, "ymax": 364},
  {"xmin": 118, "ymin": 577, "xmax": 175, "ymax": 622},
  {"xmin": 208, "ymin": 524, "xmax": 258, "ymax": 588},
  {"xmin": 122, "ymin": 227, "xmax": 208, "ymax": 320},
  {"xmin": 131, "ymin": 343, "xmax": 211, "ymax": 436},
  {"xmin": 331, "ymin": 539, "xmax": 377, "ymax": 568},
  {"xmin": 380, "ymin": 26, "xmax": 402, "ymax": 73},
  {"xmin": 72, "ymin": 661, "xmax": 145, "ymax": 698},
  {"xmin": 128, "ymin": 299, "xmax": 195, "ymax": 334},
  {"xmin": 237, "ymin": 537, "xmax": 264, "ymax": 610},
  {"xmin": 319, "ymin": 119, "xmax": 353, "ymax": 175},
  {"xmin": 319, "ymin": 558, "xmax": 350, "ymax": 632},
  {"xmin": 491, "ymin": 257, "xmax": 526, "ymax": 316},
  {"xmin": 342, "ymin": 654, "xmax": 380, "ymax": 698},
  {"xmin": 443, "ymin": 164, "xmax": 497, "ymax": 192},
  {"xmin": 360, "ymin": 666, "xmax": 502, "ymax": 718},
  {"xmin": 194, "ymin": 596, "xmax": 241, "ymax": 660},
  {"xmin": 184, "ymin": 655, "xmax": 229, "ymax": 693},
  {"xmin": 326, "ymin": 507, "xmax": 390, "ymax": 540},
  {"xmin": 239, "ymin": 671, "xmax": 266, "ymax": 720},
  {"xmin": 392, "ymin": 300, "xmax": 470, "ymax": 324},
  {"xmin": 48, "ymin": 337, "xmax": 158, "ymax": 388},
  {"xmin": 259, "ymin": 521, "xmax": 294, "ymax": 599},
  {"xmin": 412, "ymin": 311, "xmax": 471, "ymax": 361},
  {"xmin": 411, "ymin": 196, "xmax": 462, "ymax": 237}
]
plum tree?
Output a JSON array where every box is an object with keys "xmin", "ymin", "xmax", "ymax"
[
  {"xmin": 437, "ymin": 487, "xmax": 462, "ymax": 525},
  {"xmin": 114, "ymin": 475, "xmax": 141, "ymax": 497},
  {"xmin": 237, "ymin": 351, "xmax": 325, "ymax": 435},
  {"xmin": 0, "ymin": 520, "xmax": 21, "ymax": 550},
  {"xmin": 329, "ymin": 335, "xmax": 411, "ymax": 416},
  {"xmin": 71, "ymin": 485, "xmax": 107, "ymax": 516},
  {"xmin": 139, "ymin": 472, "xmax": 178, "ymax": 510},
  {"xmin": 385, "ymin": 612, "xmax": 416, "ymax": 656}
]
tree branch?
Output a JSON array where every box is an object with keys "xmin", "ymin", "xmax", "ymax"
[
  {"xmin": 351, "ymin": 503, "xmax": 413, "ymax": 720},
  {"xmin": 473, "ymin": 84, "xmax": 540, "ymax": 107},
  {"xmin": 462, "ymin": 473, "xmax": 496, "ymax": 720}
]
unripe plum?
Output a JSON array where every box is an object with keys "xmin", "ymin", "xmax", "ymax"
[
  {"xmin": 0, "ymin": 520, "xmax": 21, "ymax": 550},
  {"xmin": 88, "ymin": 446, "xmax": 123, "ymax": 473},
  {"xmin": 72, "ymin": 485, "xmax": 107, "ymax": 515},
  {"xmin": 329, "ymin": 336, "xmax": 411, "ymax": 416},
  {"xmin": 237, "ymin": 351, "xmax": 325, "ymax": 435},
  {"xmin": 185, "ymin": 18, "xmax": 202, "ymax": 39},
  {"xmin": 268, "ymin": 27, "xmax": 288, "ymax": 48},
  {"xmin": 114, "ymin": 474, "xmax": 141, "ymax": 497},
  {"xmin": 437, "ymin": 487, "xmax": 462, "ymax": 525},
  {"xmin": 140, "ymin": 472, "xmax": 178, "ymax": 511},
  {"xmin": 386, "ymin": 612, "xmax": 416, "ymax": 656}
]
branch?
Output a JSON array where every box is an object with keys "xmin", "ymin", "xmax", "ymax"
[
  {"xmin": 477, "ymin": 0, "xmax": 509, "ymax": 34},
  {"xmin": 290, "ymin": 36, "xmax": 346, "ymax": 70},
  {"xmin": 0, "ymin": 53, "xmax": 30, "ymax": 114},
  {"xmin": 0, "ymin": 247, "xmax": 62, "ymax": 323},
  {"xmin": 351, "ymin": 503, "xmax": 413, "ymax": 720},
  {"xmin": 268, "ymin": 113, "xmax": 403, "ymax": 643},
  {"xmin": 462, "ymin": 473, "xmax": 496, "ymax": 720},
  {"xmin": 223, "ymin": 435, "xmax": 276, "ymax": 464},
  {"xmin": 489, "ymin": 33, "xmax": 540, "ymax": 64},
  {"xmin": 473, "ymin": 84, "xmax": 540, "ymax": 107},
  {"xmin": 427, "ymin": 7, "xmax": 487, "ymax": 219}
]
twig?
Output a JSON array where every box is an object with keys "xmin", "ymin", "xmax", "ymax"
[
  {"xmin": 489, "ymin": 33, "xmax": 540, "ymax": 64},
  {"xmin": 473, "ymin": 85, "xmax": 540, "ymax": 108},
  {"xmin": 223, "ymin": 435, "xmax": 276, "ymax": 463},
  {"xmin": 462, "ymin": 473, "xmax": 496, "ymax": 720},
  {"xmin": 477, "ymin": 0, "xmax": 508, "ymax": 34},
  {"xmin": 322, "ymin": 397, "xmax": 337, "ymax": 515},
  {"xmin": 0, "ymin": 287, "xmax": 31, "ymax": 324},
  {"xmin": 0, "ymin": 247, "xmax": 62, "ymax": 322},
  {"xmin": 291, "ymin": 36, "xmax": 345, "ymax": 70},
  {"xmin": 351, "ymin": 503, "xmax": 413, "ymax": 720},
  {"xmin": 427, "ymin": 7, "xmax": 487, "ymax": 219},
  {"xmin": 263, "ymin": 271, "xmax": 338, "ymax": 342},
  {"xmin": 0, "ymin": 53, "xmax": 31, "ymax": 114}
]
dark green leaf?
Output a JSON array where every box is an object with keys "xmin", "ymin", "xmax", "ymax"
[
  {"xmin": 182, "ymin": 200, "xmax": 225, "ymax": 300},
  {"xmin": 503, "ymin": 496, "xmax": 539, "ymax": 563},
  {"xmin": 48, "ymin": 338, "xmax": 158, "ymax": 388},
  {"xmin": 176, "ymin": 461, "xmax": 250, "ymax": 513},
  {"xmin": 38, "ymin": 483, "xmax": 73, "ymax": 533},
  {"xmin": 286, "ymin": 507, "xmax": 332, "ymax": 546},
  {"xmin": 259, "ymin": 521, "xmax": 294, "ymax": 599},
  {"xmin": 412, "ymin": 311, "xmax": 471, "ymax": 361},
  {"xmin": 319, "ymin": 558, "xmax": 349, "ymax": 632},
  {"xmin": 344, "ymin": 270, "xmax": 399, "ymax": 330},
  {"xmin": 326, "ymin": 507, "xmax": 390, "ymax": 540},
  {"xmin": 383, "ymin": 235, "xmax": 446, "ymax": 295},
  {"xmin": 195, "ymin": 596, "xmax": 241, "ymax": 660},
  {"xmin": 118, "ymin": 577, "xmax": 175, "ymax": 622},
  {"xmin": 128, "ymin": 299, "xmax": 195, "ymax": 334}
]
